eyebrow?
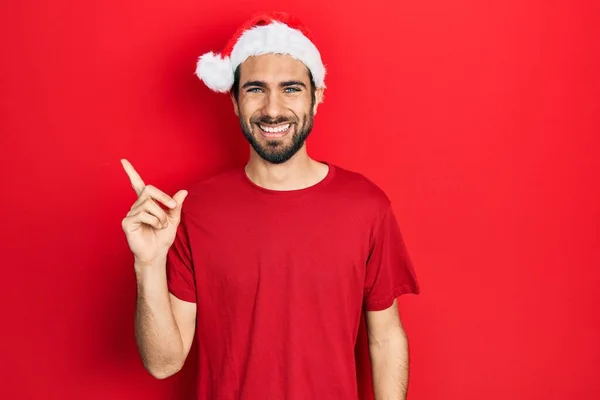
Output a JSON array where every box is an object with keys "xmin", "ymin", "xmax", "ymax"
[{"xmin": 241, "ymin": 80, "xmax": 307, "ymax": 89}]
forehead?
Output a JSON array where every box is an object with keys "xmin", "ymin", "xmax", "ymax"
[{"xmin": 238, "ymin": 54, "xmax": 311, "ymax": 84}]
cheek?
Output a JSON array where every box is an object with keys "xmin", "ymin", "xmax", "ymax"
[
  {"xmin": 282, "ymin": 95, "xmax": 310, "ymax": 113},
  {"xmin": 239, "ymin": 97, "xmax": 262, "ymax": 118}
]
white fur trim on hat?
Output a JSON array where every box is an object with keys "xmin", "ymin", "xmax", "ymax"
[{"xmin": 196, "ymin": 21, "xmax": 326, "ymax": 93}]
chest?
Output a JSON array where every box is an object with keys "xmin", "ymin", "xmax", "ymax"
[{"xmin": 189, "ymin": 204, "xmax": 372, "ymax": 304}]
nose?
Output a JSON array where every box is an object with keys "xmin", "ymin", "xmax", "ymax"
[{"xmin": 262, "ymin": 90, "xmax": 283, "ymax": 119}]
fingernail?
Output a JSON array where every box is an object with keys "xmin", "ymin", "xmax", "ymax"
[{"xmin": 170, "ymin": 201, "xmax": 177, "ymax": 208}]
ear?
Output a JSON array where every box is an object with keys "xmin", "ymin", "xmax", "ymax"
[
  {"xmin": 230, "ymin": 92, "xmax": 240, "ymax": 116},
  {"xmin": 312, "ymin": 88, "xmax": 325, "ymax": 116}
]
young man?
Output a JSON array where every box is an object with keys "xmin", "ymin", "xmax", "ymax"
[{"xmin": 121, "ymin": 12, "xmax": 420, "ymax": 400}]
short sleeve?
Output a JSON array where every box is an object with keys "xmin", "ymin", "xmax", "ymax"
[
  {"xmin": 166, "ymin": 212, "xmax": 197, "ymax": 303},
  {"xmin": 363, "ymin": 204, "xmax": 420, "ymax": 311}
]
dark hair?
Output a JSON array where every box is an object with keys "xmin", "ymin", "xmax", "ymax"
[{"xmin": 231, "ymin": 63, "xmax": 317, "ymax": 106}]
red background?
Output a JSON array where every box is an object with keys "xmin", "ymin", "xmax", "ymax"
[{"xmin": 1, "ymin": 1, "xmax": 599, "ymax": 399}]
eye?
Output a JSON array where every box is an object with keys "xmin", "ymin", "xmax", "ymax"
[
  {"xmin": 247, "ymin": 88, "xmax": 264, "ymax": 93},
  {"xmin": 284, "ymin": 87, "xmax": 301, "ymax": 93}
]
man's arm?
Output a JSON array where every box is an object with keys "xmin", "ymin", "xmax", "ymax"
[
  {"xmin": 365, "ymin": 299, "xmax": 410, "ymax": 400},
  {"xmin": 135, "ymin": 257, "xmax": 197, "ymax": 379},
  {"xmin": 120, "ymin": 159, "xmax": 196, "ymax": 379}
]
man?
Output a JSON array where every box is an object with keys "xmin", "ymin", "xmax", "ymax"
[{"xmin": 121, "ymin": 11, "xmax": 420, "ymax": 400}]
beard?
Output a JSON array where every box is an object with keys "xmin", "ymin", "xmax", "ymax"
[{"xmin": 238, "ymin": 108, "xmax": 314, "ymax": 164}]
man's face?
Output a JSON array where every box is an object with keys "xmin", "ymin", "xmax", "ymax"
[{"xmin": 232, "ymin": 54, "xmax": 323, "ymax": 164}]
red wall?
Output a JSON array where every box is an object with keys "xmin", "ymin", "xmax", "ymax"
[{"xmin": 1, "ymin": 1, "xmax": 598, "ymax": 399}]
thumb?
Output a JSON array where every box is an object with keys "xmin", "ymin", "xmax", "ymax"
[{"xmin": 169, "ymin": 189, "xmax": 188, "ymax": 222}]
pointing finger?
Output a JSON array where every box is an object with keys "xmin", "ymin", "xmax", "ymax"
[{"xmin": 121, "ymin": 159, "xmax": 145, "ymax": 196}]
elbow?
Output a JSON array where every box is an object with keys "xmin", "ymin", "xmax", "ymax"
[
  {"xmin": 147, "ymin": 369, "xmax": 177, "ymax": 380},
  {"xmin": 144, "ymin": 361, "xmax": 184, "ymax": 380},
  {"xmin": 137, "ymin": 345, "xmax": 186, "ymax": 379}
]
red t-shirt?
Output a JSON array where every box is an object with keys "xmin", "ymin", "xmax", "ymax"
[{"xmin": 166, "ymin": 162, "xmax": 420, "ymax": 400}]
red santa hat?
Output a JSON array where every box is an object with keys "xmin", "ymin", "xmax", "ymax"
[{"xmin": 195, "ymin": 12, "xmax": 326, "ymax": 93}]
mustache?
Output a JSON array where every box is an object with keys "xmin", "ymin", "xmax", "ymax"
[{"xmin": 251, "ymin": 115, "xmax": 297, "ymax": 125}]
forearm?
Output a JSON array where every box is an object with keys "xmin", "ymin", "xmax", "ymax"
[
  {"xmin": 134, "ymin": 257, "xmax": 185, "ymax": 378},
  {"xmin": 369, "ymin": 329, "xmax": 410, "ymax": 400}
]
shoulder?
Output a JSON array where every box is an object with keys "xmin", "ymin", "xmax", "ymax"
[
  {"xmin": 330, "ymin": 163, "xmax": 392, "ymax": 210},
  {"xmin": 180, "ymin": 166, "xmax": 245, "ymax": 212},
  {"xmin": 187, "ymin": 167, "xmax": 241, "ymax": 193}
]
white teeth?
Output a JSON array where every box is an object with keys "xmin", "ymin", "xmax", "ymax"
[{"xmin": 259, "ymin": 124, "xmax": 290, "ymax": 133}]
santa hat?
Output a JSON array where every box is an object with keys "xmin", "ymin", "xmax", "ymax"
[{"xmin": 195, "ymin": 12, "xmax": 326, "ymax": 93}]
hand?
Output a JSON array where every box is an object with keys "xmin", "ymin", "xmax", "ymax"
[{"xmin": 120, "ymin": 159, "xmax": 188, "ymax": 265}]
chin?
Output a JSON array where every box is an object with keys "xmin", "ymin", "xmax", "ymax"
[
  {"xmin": 254, "ymin": 142, "xmax": 298, "ymax": 164},
  {"xmin": 240, "ymin": 118, "xmax": 308, "ymax": 164}
]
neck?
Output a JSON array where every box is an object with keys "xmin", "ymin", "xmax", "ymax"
[{"xmin": 245, "ymin": 147, "xmax": 328, "ymax": 191}]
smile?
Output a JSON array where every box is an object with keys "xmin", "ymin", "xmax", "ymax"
[
  {"xmin": 257, "ymin": 123, "xmax": 292, "ymax": 139},
  {"xmin": 258, "ymin": 123, "xmax": 291, "ymax": 133}
]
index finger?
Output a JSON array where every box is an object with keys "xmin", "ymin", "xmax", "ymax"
[{"xmin": 121, "ymin": 159, "xmax": 145, "ymax": 196}]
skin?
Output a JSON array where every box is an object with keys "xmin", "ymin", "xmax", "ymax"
[
  {"xmin": 121, "ymin": 54, "xmax": 411, "ymax": 398},
  {"xmin": 232, "ymin": 54, "xmax": 328, "ymax": 191}
]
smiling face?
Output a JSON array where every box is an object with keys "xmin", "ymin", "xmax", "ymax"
[{"xmin": 231, "ymin": 54, "xmax": 324, "ymax": 164}]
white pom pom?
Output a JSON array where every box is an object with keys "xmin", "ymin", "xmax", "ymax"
[{"xmin": 195, "ymin": 52, "xmax": 234, "ymax": 93}]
